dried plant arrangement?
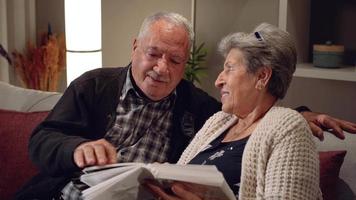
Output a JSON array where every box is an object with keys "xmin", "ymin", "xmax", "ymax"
[{"xmin": 4, "ymin": 25, "xmax": 66, "ymax": 91}]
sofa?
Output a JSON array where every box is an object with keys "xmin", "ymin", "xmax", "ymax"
[
  {"xmin": 0, "ymin": 81, "xmax": 61, "ymax": 199},
  {"xmin": 315, "ymin": 134, "xmax": 356, "ymax": 200},
  {"xmin": 0, "ymin": 81, "xmax": 355, "ymax": 199}
]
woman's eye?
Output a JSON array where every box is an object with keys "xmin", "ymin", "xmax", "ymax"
[{"xmin": 226, "ymin": 66, "xmax": 234, "ymax": 72}]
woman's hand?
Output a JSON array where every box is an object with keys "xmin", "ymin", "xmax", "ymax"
[{"xmin": 145, "ymin": 181, "xmax": 203, "ymax": 200}]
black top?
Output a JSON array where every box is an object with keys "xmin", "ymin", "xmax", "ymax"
[{"xmin": 189, "ymin": 132, "xmax": 249, "ymax": 197}]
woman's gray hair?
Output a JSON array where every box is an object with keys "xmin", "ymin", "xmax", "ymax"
[
  {"xmin": 218, "ymin": 23, "xmax": 297, "ymax": 99},
  {"xmin": 138, "ymin": 11, "xmax": 194, "ymax": 49}
]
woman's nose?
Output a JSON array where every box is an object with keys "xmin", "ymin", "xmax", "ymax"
[{"xmin": 215, "ymin": 72, "xmax": 224, "ymax": 88}]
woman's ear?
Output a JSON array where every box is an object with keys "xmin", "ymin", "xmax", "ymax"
[{"xmin": 255, "ymin": 66, "xmax": 272, "ymax": 90}]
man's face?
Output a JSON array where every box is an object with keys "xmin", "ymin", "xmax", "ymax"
[{"xmin": 131, "ymin": 20, "xmax": 189, "ymax": 101}]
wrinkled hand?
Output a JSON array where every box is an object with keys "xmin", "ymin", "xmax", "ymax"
[
  {"xmin": 145, "ymin": 181, "xmax": 202, "ymax": 200},
  {"xmin": 301, "ymin": 111, "xmax": 356, "ymax": 140},
  {"xmin": 73, "ymin": 139, "xmax": 117, "ymax": 168}
]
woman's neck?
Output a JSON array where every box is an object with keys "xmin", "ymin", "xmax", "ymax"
[
  {"xmin": 240, "ymin": 92, "xmax": 276, "ymax": 125},
  {"xmin": 223, "ymin": 95, "xmax": 276, "ymax": 142}
]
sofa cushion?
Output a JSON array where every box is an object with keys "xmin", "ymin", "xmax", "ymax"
[
  {"xmin": 0, "ymin": 109, "xmax": 49, "ymax": 200},
  {"xmin": 315, "ymin": 133, "xmax": 356, "ymax": 195},
  {"xmin": 0, "ymin": 81, "xmax": 61, "ymax": 112},
  {"xmin": 319, "ymin": 151, "xmax": 347, "ymax": 200}
]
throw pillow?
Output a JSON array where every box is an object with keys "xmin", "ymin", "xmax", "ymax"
[
  {"xmin": 0, "ymin": 109, "xmax": 49, "ymax": 200},
  {"xmin": 319, "ymin": 150, "xmax": 347, "ymax": 200}
]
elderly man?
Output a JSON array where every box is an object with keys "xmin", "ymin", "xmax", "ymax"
[{"xmin": 17, "ymin": 12, "xmax": 356, "ymax": 200}]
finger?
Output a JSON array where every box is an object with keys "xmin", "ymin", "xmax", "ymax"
[
  {"xmin": 309, "ymin": 122, "xmax": 324, "ymax": 141},
  {"xmin": 73, "ymin": 148, "xmax": 85, "ymax": 168},
  {"xmin": 322, "ymin": 118, "xmax": 345, "ymax": 139},
  {"xmin": 337, "ymin": 120, "xmax": 356, "ymax": 134},
  {"xmin": 171, "ymin": 183, "xmax": 201, "ymax": 200},
  {"xmin": 82, "ymin": 145, "xmax": 96, "ymax": 166},
  {"xmin": 145, "ymin": 182, "xmax": 177, "ymax": 200},
  {"xmin": 93, "ymin": 144, "xmax": 108, "ymax": 165},
  {"xmin": 300, "ymin": 111, "xmax": 318, "ymax": 124},
  {"xmin": 329, "ymin": 129, "xmax": 345, "ymax": 140},
  {"xmin": 101, "ymin": 140, "xmax": 118, "ymax": 164}
]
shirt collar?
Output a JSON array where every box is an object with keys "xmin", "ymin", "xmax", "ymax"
[{"xmin": 121, "ymin": 66, "xmax": 177, "ymax": 103}]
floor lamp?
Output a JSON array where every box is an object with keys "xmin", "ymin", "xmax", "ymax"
[{"xmin": 65, "ymin": 0, "xmax": 102, "ymax": 86}]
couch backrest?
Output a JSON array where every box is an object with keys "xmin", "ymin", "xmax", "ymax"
[{"xmin": 0, "ymin": 81, "xmax": 62, "ymax": 112}]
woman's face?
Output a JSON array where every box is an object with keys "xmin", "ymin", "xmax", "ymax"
[{"xmin": 215, "ymin": 48, "xmax": 260, "ymax": 117}]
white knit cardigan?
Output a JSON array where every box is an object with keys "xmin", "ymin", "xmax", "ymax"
[{"xmin": 178, "ymin": 107, "xmax": 322, "ymax": 200}]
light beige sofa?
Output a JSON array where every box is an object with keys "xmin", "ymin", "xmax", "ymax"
[
  {"xmin": 0, "ymin": 81, "xmax": 62, "ymax": 199},
  {"xmin": 0, "ymin": 81, "xmax": 62, "ymax": 112}
]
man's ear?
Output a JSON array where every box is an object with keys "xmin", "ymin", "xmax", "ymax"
[
  {"xmin": 132, "ymin": 38, "xmax": 138, "ymax": 51},
  {"xmin": 256, "ymin": 66, "xmax": 272, "ymax": 89},
  {"xmin": 131, "ymin": 38, "xmax": 138, "ymax": 58}
]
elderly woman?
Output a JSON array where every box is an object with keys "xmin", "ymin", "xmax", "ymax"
[{"xmin": 147, "ymin": 23, "xmax": 322, "ymax": 200}]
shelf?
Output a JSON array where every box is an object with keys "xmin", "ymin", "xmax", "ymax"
[{"xmin": 294, "ymin": 63, "xmax": 356, "ymax": 82}]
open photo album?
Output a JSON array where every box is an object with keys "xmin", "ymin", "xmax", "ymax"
[{"xmin": 80, "ymin": 162, "xmax": 236, "ymax": 200}]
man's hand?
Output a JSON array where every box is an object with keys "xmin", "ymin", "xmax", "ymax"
[
  {"xmin": 145, "ymin": 181, "xmax": 202, "ymax": 200},
  {"xmin": 73, "ymin": 139, "xmax": 117, "ymax": 168},
  {"xmin": 301, "ymin": 111, "xmax": 356, "ymax": 141}
]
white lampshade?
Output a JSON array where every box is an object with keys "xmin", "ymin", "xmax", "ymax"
[
  {"xmin": 65, "ymin": 0, "xmax": 102, "ymax": 85},
  {"xmin": 65, "ymin": 0, "xmax": 101, "ymax": 51},
  {"xmin": 66, "ymin": 51, "xmax": 102, "ymax": 85}
]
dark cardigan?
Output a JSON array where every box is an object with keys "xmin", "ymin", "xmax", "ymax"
[{"xmin": 16, "ymin": 65, "xmax": 221, "ymax": 199}]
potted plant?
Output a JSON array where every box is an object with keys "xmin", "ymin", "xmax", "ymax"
[{"xmin": 184, "ymin": 42, "xmax": 207, "ymax": 84}]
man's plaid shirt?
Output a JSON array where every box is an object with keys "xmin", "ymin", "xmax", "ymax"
[{"xmin": 61, "ymin": 68, "xmax": 176, "ymax": 199}]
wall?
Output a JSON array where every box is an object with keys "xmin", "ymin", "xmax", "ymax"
[
  {"xmin": 102, "ymin": 0, "xmax": 279, "ymax": 98},
  {"xmin": 31, "ymin": 0, "xmax": 356, "ymax": 121},
  {"xmin": 280, "ymin": 77, "xmax": 356, "ymax": 121},
  {"xmin": 279, "ymin": 0, "xmax": 356, "ymax": 122},
  {"xmin": 34, "ymin": 0, "xmax": 280, "ymax": 96},
  {"xmin": 0, "ymin": 0, "xmax": 9, "ymax": 82},
  {"xmin": 2, "ymin": 0, "xmax": 36, "ymax": 85},
  {"xmin": 285, "ymin": 0, "xmax": 310, "ymax": 63},
  {"xmin": 195, "ymin": 0, "xmax": 279, "ymax": 97},
  {"xmin": 101, "ymin": 0, "xmax": 191, "ymax": 67},
  {"xmin": 36, "ymin": 0, "xmax": 65, "ymax": 38}
]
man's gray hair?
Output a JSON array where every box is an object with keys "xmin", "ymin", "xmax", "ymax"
[
  {"xmin": 218, "ymin": 23, "xmax": 297, "ymax": 99},
  {"xmin": 138, "ymin": 11, "xmax": 194, "ymax": 48}
]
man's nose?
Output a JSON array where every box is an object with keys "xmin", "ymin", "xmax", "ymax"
[{"xmin": 155, "ymin": 56, "xmax": 169, "ymax": 74}]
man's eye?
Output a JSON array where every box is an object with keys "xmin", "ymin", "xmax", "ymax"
[
  {"xmin": 147, "ymin": 53, "xmax": 158, "ymax": 58},
  {"xmin": 171, "ymin": 59, "xmax": 181, "ymax": 65}
]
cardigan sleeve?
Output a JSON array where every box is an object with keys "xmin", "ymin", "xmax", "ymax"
[
  {"xmin": 29, "ymin": 81, "xmax": 93, "ymax": 176},
  {"xmin": 263, "ymin": 112, "xmax": 321, "ymax": 200},
  {"xmin": 29, "ymin": 67, "xmax": 125, "ymax": 176}
]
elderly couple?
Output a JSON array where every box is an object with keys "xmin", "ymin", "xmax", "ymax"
[{"xmin": 18, "ymin": 12, "xmax": 356, "ymax": 200}]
